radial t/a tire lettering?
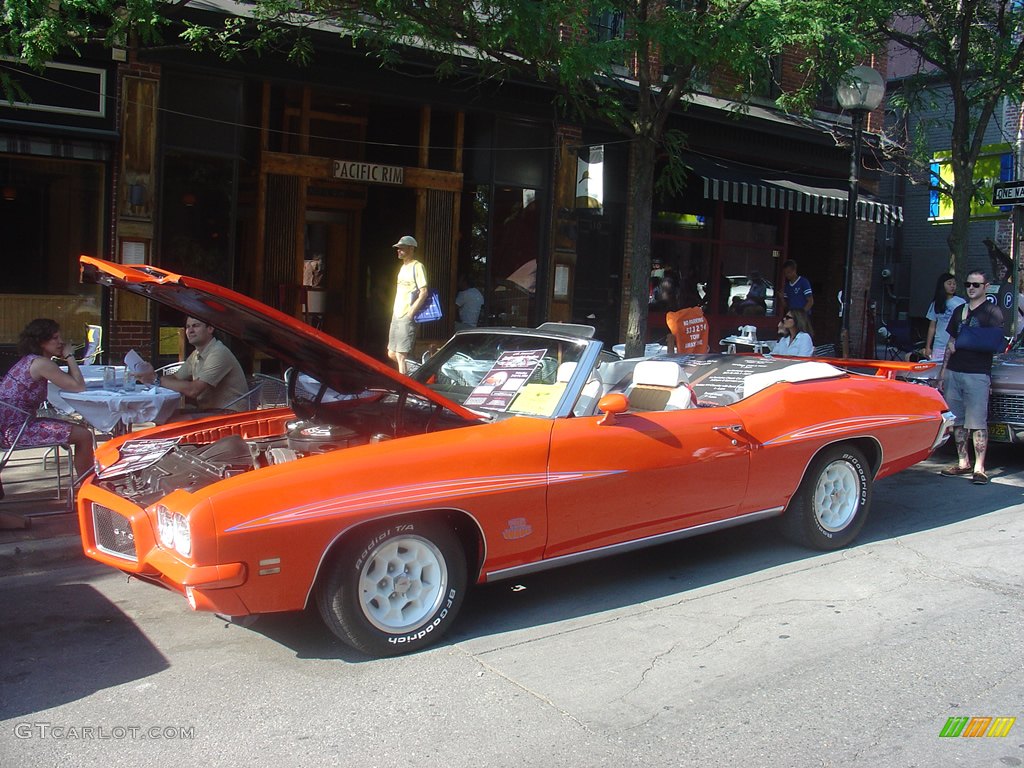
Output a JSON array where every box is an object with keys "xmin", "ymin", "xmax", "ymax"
[
  {"xmin": 780, "ymin": 445, "xmax": 873, "ymax": 550},
  {"xmin": 316, "ymin": 519, "xmax": 467, "ymax": 657}
]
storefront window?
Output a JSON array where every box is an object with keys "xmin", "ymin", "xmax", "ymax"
[
  {"xmin": 491, "ymin": 187, "xmax": 541, "ymax": 326},
  {"xmin": 159, "ymin": 153, "xmax": 235, "ymax": 286},
  {"xmin": 720, "ymin": 246, "xmax": 780, "ymax": 317},
  {"xmin": 0, "ymin": 155, "xmax": 104, "ymax": 346}
]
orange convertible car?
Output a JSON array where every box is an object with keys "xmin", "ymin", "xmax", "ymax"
[{"xmin": 77, "ymin": 256, "xmax": 953, "ymax": 656}]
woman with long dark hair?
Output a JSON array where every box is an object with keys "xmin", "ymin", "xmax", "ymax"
[
  {"xmin": 0, "ymin": 319, "xmax": 94, "ymax": 499},
  {"xmin": 924, "ymin": 272, "xmax": 965, "ymax": 361},
  {"xmin": 774, "ymin": 307, "xmax": 814, "ymax": 356}
]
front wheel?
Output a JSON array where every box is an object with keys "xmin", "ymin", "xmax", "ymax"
[
  {"xmin": 316, "ymin": 519, "xmax": 467, "ymax": 657},
  {"xmin": 780, "ymin": 445, "xmax": 873, "ymax": 550}
]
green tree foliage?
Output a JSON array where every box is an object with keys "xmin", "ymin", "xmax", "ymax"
[
  {"xmin": 2, "ymin": 0, "xmax": 881, "ymax": 352},
  {"xmin": 877, "ymin": 0, "xmax": 1024, "ymax": 278},
  {"xmin": 179, "ymin": 0, "xmax": 876, "ymax": 353}
]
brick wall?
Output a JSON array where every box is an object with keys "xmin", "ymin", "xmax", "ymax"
[{"xmin": 108, "ymin": 321, "xmax": 153, "ymax": 362}]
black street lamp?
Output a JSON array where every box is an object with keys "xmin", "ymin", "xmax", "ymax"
[{"xmin": 836, "ymin": 65, "xmax": 886, "ymax": 357}]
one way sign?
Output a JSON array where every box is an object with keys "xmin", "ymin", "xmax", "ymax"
[{"xmin": 993, "ymin": 181, "xmax": 1024, "ymax": 206}]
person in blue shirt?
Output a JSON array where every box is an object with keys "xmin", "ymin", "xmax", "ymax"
[{"xmin": 781, "ymin": 259, "xmax": 814, "ymax": 315}]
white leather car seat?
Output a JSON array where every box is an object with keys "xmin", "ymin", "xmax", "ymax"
[{"xmin": 625, "ymin": 360, "xmax": 693, "ymax": 411}]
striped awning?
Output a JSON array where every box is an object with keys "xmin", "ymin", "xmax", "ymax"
[{"xmin": 688, "ymin": 156, "xmax": 903, "ymax": 226}]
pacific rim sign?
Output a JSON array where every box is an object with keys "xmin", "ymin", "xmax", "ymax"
[{"xmin": 332, "ymin": 160, "xmax": 404, "ymax": 185}]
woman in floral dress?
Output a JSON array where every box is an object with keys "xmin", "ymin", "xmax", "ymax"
[{"xmin": 0, "ymin": 319, "xmax": 94, "ymax": 498}]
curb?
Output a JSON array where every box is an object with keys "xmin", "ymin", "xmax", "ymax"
[{"xmin": 0, "ymin": 534, "xmax": 86, "ymax": 576}]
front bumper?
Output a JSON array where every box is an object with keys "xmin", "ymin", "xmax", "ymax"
[
  {"xmin": 987, "ymin": 392, "xmax": 1024, "ymax": 443},
  {"xmin": 78, "ymin": 482, "xmax": 250, "ymax": 615}
]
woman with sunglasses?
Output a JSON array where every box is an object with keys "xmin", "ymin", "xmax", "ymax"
[{"xmin": 774, "ymin": 308, "xmax": 814, "ymax": 356}]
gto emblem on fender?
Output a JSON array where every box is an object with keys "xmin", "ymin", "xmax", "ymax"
[{"xmin": 502, "ymin": 518, "xmax": 533, "ymax": 540}]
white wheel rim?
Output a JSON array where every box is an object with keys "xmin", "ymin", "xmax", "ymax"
[
  {"xmin": 357, "ymin": 535, "xmax": 449, "ymax": 633},
  {"xmin": 812, "ymin": 460, "xmax": 861, "ymax": 532}
]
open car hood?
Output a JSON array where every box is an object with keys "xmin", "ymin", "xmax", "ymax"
[{"xmin": 79, "ymin": 256, "xmax": 480, "ymax": 421}]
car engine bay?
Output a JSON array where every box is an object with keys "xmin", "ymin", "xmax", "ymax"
[{"xmin": 93, "ymin": 389, "xmax": 471, "ymax": 506}]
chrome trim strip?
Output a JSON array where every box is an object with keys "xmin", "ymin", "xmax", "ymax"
[
  {"xmin": 484, "ymin": 506, "xmax": 785, "ymax": 583},
  {"xmin": 932, "ymin": 411, "xmax": 955, "ymax": 451}
]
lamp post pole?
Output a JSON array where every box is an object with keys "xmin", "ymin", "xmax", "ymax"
[
  {"xmin": 841, "ymin": 109, "xmax": 866, "ymax": 358},
  {"xmin": 836, "ymin": 65, "xmax": 885, "ymax": 359}
]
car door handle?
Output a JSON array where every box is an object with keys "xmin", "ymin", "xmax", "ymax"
[{"xmin": 712, "ymin": 425, "xmax": 760, "ymax": 449}]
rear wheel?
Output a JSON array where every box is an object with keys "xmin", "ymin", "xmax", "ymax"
[
  {"xmin": 781, "ymin": 445, "xmax": 872, "ymax": 550},
  {"xmin": 317, "ymin": 519, "xmax": 467, "ymax": 657}
]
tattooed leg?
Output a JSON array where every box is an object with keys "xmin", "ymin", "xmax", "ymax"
[
  {"xmin": 971, "ymin": 429, "xmax": 988, "ymax": 474},
  {"xmin": 953, "ymin": 426, "xmax": 970, "ymax": 468}
]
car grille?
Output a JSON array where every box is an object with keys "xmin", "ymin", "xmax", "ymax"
[
  {"xmin": 92, "ymin": 504, "xmax": 138, "ymax": 562},
  {"xmin": 989, "ymin": 392, "xmax": 1024, "ymax": 423}
]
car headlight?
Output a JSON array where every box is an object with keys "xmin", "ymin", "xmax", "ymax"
[
  {"xmin": 174, "ymin": 514, "xmax": 192, "ymax": 557},
  {"xmin": 155, "ymin": 505, "xmax": 191, "ymax": 556},
  {"xmin": 157, "ymin": 506, "xmax": 176, "ymax": 549}
]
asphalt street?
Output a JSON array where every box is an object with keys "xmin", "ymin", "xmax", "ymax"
[{"xmin": 1, "ymin": 447, "xmax": 1022, "ymax": 768}]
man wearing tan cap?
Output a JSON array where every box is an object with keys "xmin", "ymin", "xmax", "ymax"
[{"xmin": 387, "ymin": 235, "xmax": 429, "ymax": 374}]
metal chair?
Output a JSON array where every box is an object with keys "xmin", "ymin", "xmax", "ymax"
[
  {"xmin": 0, "ymin": 400, "xmax": 74, "ymax": 500},
  {"xmin": 253, "ymin": 373, "xmax": 289, "ymax": 408},
  {"xmin": 155, "ymin": 362, "xmax": 184, "ymax": 378},
  {"xmin": 78, "ymin": 324, "xmax": 103, "ymax": 365},
  {"xmin": 221, "ymin": 378, "xmax": 265, "ymax": 412}
]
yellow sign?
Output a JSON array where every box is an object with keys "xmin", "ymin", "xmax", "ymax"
[{"xmin": 929, "ymin": 143, "xmax": 1012, "ymax": 222}]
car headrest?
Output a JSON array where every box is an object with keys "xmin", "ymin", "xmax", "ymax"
[{"xmin": 632, "ymin": 360, "xmax": 685, "ymax": 388}]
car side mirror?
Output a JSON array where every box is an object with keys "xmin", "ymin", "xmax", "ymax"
[{"xmin": 596, "ymin": 393, "xmax": 628, "ymax": 425}]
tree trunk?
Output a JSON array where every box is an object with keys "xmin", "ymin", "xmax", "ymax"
[
  {"xmin": 946, "ymin": 158, "xmax": 974, "ymax": 280},
  {"xmin": 624, "ymin": 136, "xmax": 656, "ymax": 358}
]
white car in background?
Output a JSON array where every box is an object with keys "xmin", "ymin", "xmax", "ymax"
[{"xmin": 728, "ymin": 275, "xmax": 775, "ymax": 314}]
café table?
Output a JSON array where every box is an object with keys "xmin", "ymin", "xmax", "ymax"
[
  {"xmin": 58, "ymin": 385, "xmax": 181, "ymax": 435},
  {"xmin": 719, "ymin": 336, "xmax": 775, "ymax": 354},
  {"xmin": 47, "ymin": 365, "xmax": 127, "ymax": 414},
  {"xmin": 611, "ymin": 343, "xmax": 666, "ymax": 359}
]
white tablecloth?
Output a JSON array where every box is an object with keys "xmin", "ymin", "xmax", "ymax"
[
  {"xmin": 296, "ymin": 374, "xmax": 357, "ymax": 403},
  {"xmin": 48, "ymin": 366, "xmax": 128, "ymax": 414},
  {"xmin": 58, "ymin": 387, "xmax": 181, "ymax": 433}
]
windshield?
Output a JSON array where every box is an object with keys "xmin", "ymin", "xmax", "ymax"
[{"xmin": 411, "ymin": 332, "xmax": 590, "ymax": 418}]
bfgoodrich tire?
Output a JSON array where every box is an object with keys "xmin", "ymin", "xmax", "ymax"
[
  {"xmin": 317, "ymin": 519, "xmax": 467, "ymax": 657},
  {"xmin": 781, "ymin": 445, "xmax": 873, "ymax": 550}
]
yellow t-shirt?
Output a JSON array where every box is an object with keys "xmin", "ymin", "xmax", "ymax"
[{"xmin": 392, "ymin": 260, "xmax": 428, "ymax": 319}]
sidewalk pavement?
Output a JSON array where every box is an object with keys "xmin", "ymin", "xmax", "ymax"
[{"xmin": 0, "ymin": 446, "xmax": 85, "ymax": 575}]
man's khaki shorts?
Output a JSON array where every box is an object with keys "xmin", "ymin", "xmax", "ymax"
[
  {"xmin": 944, "ymin": 369, "xmax": 991, "ymax": 431},
  {"xmin": 388, "ymin": 316, "xmax": 416, "ymax": 355}
]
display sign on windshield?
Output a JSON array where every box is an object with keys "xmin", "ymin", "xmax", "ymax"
[{"xmin": 464, "ymin": 349, "xmax": 546, "ymax": 411}]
